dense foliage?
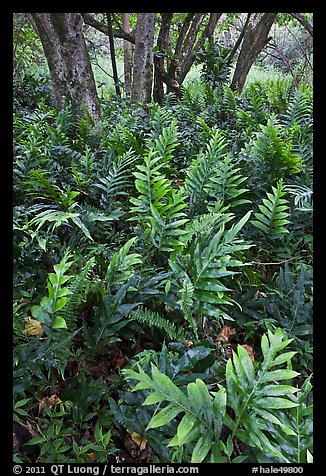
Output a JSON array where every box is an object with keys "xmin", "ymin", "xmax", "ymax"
[{"xmin": 13, "ymin": 15, "xmax": 313, "ymax": 465}]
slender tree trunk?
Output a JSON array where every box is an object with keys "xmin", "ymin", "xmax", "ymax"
[
  {"xmin": 131, "ymin": 13, "xmax": 155, "ymax": 103},
  {"xmin": 153, "ymin": 13, "xmax": 173, "ymax": 104},
  {"xmin": 27, "ymin": 13, "xmax": 100, "ymax": 121},
  {"xmin": 231, "ymin": 13, "xmax": 278, "ymax": 93},
  {"xmin": 122, "ymin": 13, "xmax": 132, "ymax": 98},
  {"xmin": 106, "ymin": 13, "xmax": 121, "ymax": 97}
]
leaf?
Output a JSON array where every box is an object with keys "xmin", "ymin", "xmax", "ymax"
[
  {"xmin": 23, "ymin": 317, "xmax": 44, "ymax": 336},
  {"xmin": 146, "ymin": 403, "xmax": 182, "ymax": 429},
  {"xmin": 52, "ymin": 317, "xmax": 68, "ymax": 329},
  {"xmin": 127, "ymin": 429, "xmax": 147, "ymax": 451},
  {"xmin": 176, "ymin": 413, "xmax": 197, "ymax": 445},
  {"xmin": 191, "ymin": 433, "xmax": 211, "ymax": 463}
]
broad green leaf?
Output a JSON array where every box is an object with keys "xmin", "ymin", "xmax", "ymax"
[
  {"xmin": 146, "ymin": 403, "xmax": 181, "ymax": 429},
  {"xmin": 191, "ymin": 433, "xmax": 212, "ymax": 463},
  {"xmin": 52, "ymin": 317, "xmax": 68, "ymax": 329}
]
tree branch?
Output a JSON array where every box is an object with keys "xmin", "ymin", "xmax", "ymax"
[
  {"xmin": 289, "ymin": 12, "xmax": 313, "ymax": 37},
  {"xmin": 81, "ymin": 13, "xmax": 135, "ymax": 43}
]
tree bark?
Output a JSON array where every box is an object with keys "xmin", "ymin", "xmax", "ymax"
[
  {"xmin": 153, "ymin": 13, "xmax": 173, "ymax": 103},
  {"xmin": 131, "ymin": 13, "xmax": 155, "ymax": 103},
  {"xmin": 122, "ymin": 13, "xmax": 133, "ymax": 98},
  {"xmin": 231, "ymin": 13, "xmax": 278, "ymax": 93},
  {"xmin": 106, "ymin": 13, "xmax": 121, "ymax": 97},
  {"xmin": 27, "ymin": 13, "xmax": 100, "ymax": 121}
]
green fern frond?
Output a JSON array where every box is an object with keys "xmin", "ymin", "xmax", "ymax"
[
  {"xmin": 94, "ymin": 149, "xmax": 137, "ymax": 205},
  {"xmin": 106, "ymin": 237, "xmax": 143, "ymax": 288},
  {"xmin": 185, "ymin": 129, "xmax": 228, "ymax": 214},
  {"xmin": 250, "ymin": 114, "xmax": 303, "ymax": 179},
  {"xmin": 149, "ymin": 190, "xmax": 189, "ymax": 252},
  {"xmin": 57, "ymin": 257, "xmax": 96, "ymax": 328},
  {"xmin": 128, "ymin": 306, "xmax": 181, "ymax": 340},
  {"xmin": 170, "ymin": 211, "xmax": 253, "ymax": 320},
  {"xmin": 282, "ymin": 91, "xmax": 312, "ymax": 129},
  {"xmin": 225, "ymin": 328, "xmax": 301, "ymax": 462},
  {"xmin": 150, "ymin": 107, "xmax": 175, "ymax": 137},
  {"xmin": 252, "ymin": 179, "xmax": 290, "ymax": 238},
  {"xmin": 181, "ymin": 209, "xmax": 234, "ymax": 248},
  {"xmin": 123, "ymin": 328, "xmax": 302, "ymax": 463},
  {"xmin": 207, "ymin": 153, "xmax": 251, "ymax": 209}
]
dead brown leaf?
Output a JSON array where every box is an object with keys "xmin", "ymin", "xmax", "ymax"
[
  {"xmin": 242, "ymin": 344, "xmax": 255, "ymax": 363},
  {"xmin": 23, "ymin": 317, "xmax": 44, "ymax": 336},
  {"xmin": 216, "ymin": 326, "xmax": 236, "ymax": 343},
  {"xmin": 126, "ymin": 429, "xmax": 147, "ymax": 452}
]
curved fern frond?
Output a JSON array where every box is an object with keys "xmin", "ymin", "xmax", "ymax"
[
  {"xmin": 94, "ymin": 149, "xmax": 137, "ymax": 206},
  {"xmin": 284, "ymin": 184, "xmax": 313, "ymax": 212},
  {"xmin": 225, "ymin": 328, "xmax": 301, "ymax": 462},
  {"xmin": 184, "ymin": 129, "xmax": 228, "ymax": 214},
  {"xmin": 282, "ymin": 91, "xmax": 312, "ymax": 129},
  {"xmin": 57, "ymin": 257, "xmax": 96, "ymax": 328},
  {"xmin": 122, "ymin": 328, "xmax": 302, "ymax": 463},
  {"xmin": 170, "ymin": 211, "xmax": 253, "ymax": 320},
  {"xmin": 128, "ymin": 306, "xmax": 181, "ymax": 340},
  {"xmin": 251, "ymin": 179, "xmax": 290, "ymax": 238},
  {"xmin": 207, "ymin": 153, "xmax": 251, "ymax": 209},
  {"xmin": 106, "ymin": 237, "xmax": 143, "ymax": 288},
  {"xmin": 249, "ymin": 114, "xmax": 303, "ymax": 180}
]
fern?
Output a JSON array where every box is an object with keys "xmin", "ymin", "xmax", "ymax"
[
  {"xmin": 129, "ymin": 148, "xmax": 171, "ymax": 220},
  {"xmin": 249, "ymin": 114, "xmax": 303, "ymax": 181},
  {"xmin": 224, "ymin": 328, "xmax": 301, "ymax": 462},
  {"xmin": 170, "ymin": 211, "xmax": 253, "ymax": 321},
  {"xmin": 282, "ymin": 90, "xmax": 312, "ymax": 129},
  {"xmin": 122, "ymin": 328, "xmax": 302, "ymax": 463},
  {"xmin": 251, "ymin": 179, "xmax": 290, "ymax": 238},
  {"xmin": 28, "ymin": 205, "xmax": 93, "ymax": 242},
  {"xmin": 182, "ymin": 208, "xmax": 234, "ymax": 248},
  {"xmin": 150, "ymin": 107, "xmax": 175, "ymax": 138},
  {"xmin": 57, "ymin": 257, "xmax": 96, "ymax": 328},
  {"xmin": 149, "ymin": 190, "xmax": 189, "ymax": 252},
  {"xmin": 285, "ymin": 183, "xmax": 313, "ymax": 212},
  {"xmin": 207, "ymin": 153, "xmax": 250, "ymax": 209},
  {"xmin": 130, "ymin": 124, "xmax": 188, "ymax": 252},
  {"xmin": 184, "ymin": 129, "xmax": 228, "ymax": 214},
  {"xmin": 128, "ymin": 306, "xmax": 181, "ymax": 340},
  {"xmin": 94, "ymin": 149, "xmax": 137, "ymax": 207},
  {"xmin": 106, "ymin": 237, "xmax": 143, "ymax": 288}
]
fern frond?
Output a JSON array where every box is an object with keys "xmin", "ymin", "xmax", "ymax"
[
  {"xmin": 225, "ymin": 328, "xmax": 301, "ymax": 462},
  {"xmin": 94, "ymin": 149, "xmax": 137, "ymax": 206},
  {"xmin": 123, "ymin": 328, "xmax": 302, "ymax": 463},
  {"xmin": 184, "ymin": 129, "xmax": 228, "ymax": 214},
  {"xmin": 150, "ymin": 107, "xmax": 175, "ymax": 137},
  {"xmin": 170, "ymin": 211, "xmax": 253, "ymax": 320},
  {"xmin": 282, "ymin": 91, "xmax": 312, "ymax": 129},
  {"xmin": 181, "ymin": 209, "xmax": 234, "ymax": 248},
  {"xmin": 284, "ymin": 184, "xmax": 313, "ymax": 212},
  {"xmin": 149, "ymin": 190, "xmax": 189, "ymax": 252},
  {"xmin": 128, "ymin": 306, "xmax": 181, "ymax": 340},
  {"xmin": 251, "ymin": 179, "xmax": 290, "ymax": 238},
  {"xmin": 249, "ymin": 114, "xmax": 303, "ymax": 180},
  {"xmin": 106, "ymin": 237, "xmax": 143, "ymax": 288},
  {"xmin": 57, "ymin": 257, "xmax": 96, "ymax": 328},
  {"xmin": 207, "ymin": 153, "xmax": 251, "ymax": 209}
]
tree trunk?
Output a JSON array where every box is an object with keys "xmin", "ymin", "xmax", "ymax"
[
  {"xmin": 131, "ymin": 13, "xmax": 155, "ymax": 103},
  {"xmin": 122, "ymin": 13, "xmax": 133, "ymax": 98},
  {"xmin": 106, "ymin": 13, "xmax": 121, "ymax": 97},
  {"xmin": 231, "ymin": 13, "xmax": 278, "ymax": 93},
  {"xmin": 27, "ymin": 13, "xmax": 100, "ymax": 121},
  {"xmin": 153, "ymin": 13, "xmax": 173, "ymax": 104}
]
